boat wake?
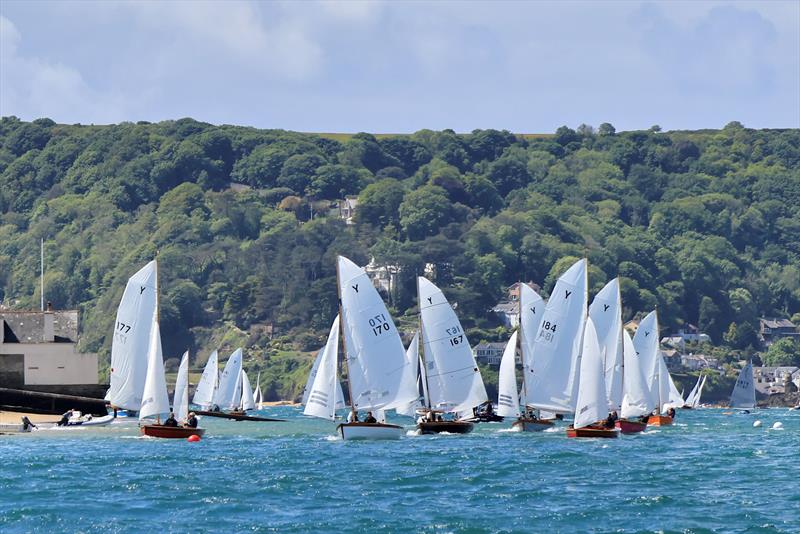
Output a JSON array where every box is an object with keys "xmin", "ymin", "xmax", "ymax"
[
  {"xmin": 543, "ymin": 426, "xmax": 560, "ymax": 433},
  {"xmin": 324, "ymin": 434, "xmax": 341, "ymax": 441},
  {"xmin": 406, "ymin": 429, "xmax": 422, "ymax": 437},
  {"xmin": 497, "ymin": 427, "xmax": 521, "ymax": 433}
]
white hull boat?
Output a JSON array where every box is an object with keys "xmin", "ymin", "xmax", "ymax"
[
  {"xmin": 511, "ymin": 418, "xmax": 555, "ymax": 432},
  {"xmin": 337, "ymin": 422, "xmax": 404, "ymax": 440}
]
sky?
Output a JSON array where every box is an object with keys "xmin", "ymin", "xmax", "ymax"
[{"xmin": 1, "ymin": 0, "xmax": 798, "ymax": 133}]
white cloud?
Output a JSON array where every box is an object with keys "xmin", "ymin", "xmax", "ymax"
[{"xmin": 0, "ymin": 15, "xmax": 128, "ymax": 123}]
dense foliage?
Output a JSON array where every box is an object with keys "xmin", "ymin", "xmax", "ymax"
[{"xmin": 1, "ymin": 117, "xmax": 798, "ymax": 398}]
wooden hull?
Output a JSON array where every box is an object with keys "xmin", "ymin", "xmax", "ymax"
[
  {"xmin": 140, "ymin": 425, "xmax": 206, "ymax": 439},
  {"xmin": 616, "ymin": 419, "xmax": 647, "ymax": 434},
  {"xmin": 566, "ymin": 426, "xmax": 619, "ymax": 438},
  {"xmin": 337, "ymin": 422, "xmax": 403, "ymax": 440},
  {"xmin": 511, "ymin": 417, "xmax": 555, "ymax": 432},
  {"xmin": 647, "ymin": 415, "xmax": 673, "ymax": 426},
  {"xmin": 680, "ymin": 406, "xmax": 693, "ymax": 410},
  {"xmin": 194, "ymin": 410, "xmax": 285, "ymax": 422},
  {"xmin": 417, "ymin": 420, "xmax": 474, "ymax": 435}
]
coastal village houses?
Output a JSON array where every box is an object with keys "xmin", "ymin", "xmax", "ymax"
[{"xmin": 758, "ymin": 317, "xmax": 800, "ymax": 346}]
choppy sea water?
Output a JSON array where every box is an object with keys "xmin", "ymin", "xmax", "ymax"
[{"xmin": 1, "ymin": 408, "xmax": 798, "ymax": 533}]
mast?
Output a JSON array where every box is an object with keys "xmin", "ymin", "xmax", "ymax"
[
  {"xmin": 616, "ymin": 280, "xmax": 624, "ymax": 412},
  {"xmin": 518, "ymin": 284, "xmax": 526, "ymax": 412},
  {"xmin": 336, "ymin": 257, "xmax": 356, "ymax": 414},
  {"xmin": 155, "ymin": 254, "xmax": 160, "ymax": 424},
  {"xmin": 40, "ymin": 238, "xmax": 44, "ymax": 312},
  {"xmin": 417, "ymin": 276, "xmax": 433, "ymax": 411}
]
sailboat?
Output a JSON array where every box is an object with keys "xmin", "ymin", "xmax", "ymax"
[
  {"xmin": 253, "ymin": 372, "xmax": 266, "ymax": 410},
  {"xmin": 498, "ymin": 284, "xmax": 553, "ymax": 431},
  {"xmin": 193, "ymin": 350, "xmax": 219, "ymax": 410},
  {"xmin": 523, "ymin": 258, "xmax": 588, "ymax": 424},
  {"xmin": 139, "ymin": 261, "xmax": 205, "ymax": 438},
  {"xmin": 617, "ymin": 329, "xmax": 650, "ymax": 433},
  {"xmin": 301, "ymin": 322, "xmax": 346, "ymax": 412},
  {"xmin": 693, "ymin": 375, "xmax": 708, "ymax": 408},
  {"xmin": 588, "ymin": 278, "xmax": 623, "ymax": 413},
  {"xmin": 239, "ymin": 370, "xmax": 256, "ymax": 413},
  {"xmin": 213, "ymin": 348, "xmax": 243, "ymax": 411},
  {"xmin": 683, "ymin": 374, "xmax": 708, "ymax": 409},
  {"xmin": 729, "ymin": 362, "xmax": 756, "ymax": 411},
  {"xmin": 306, "ymin": 256, "xmax": 415, "ymax": 440},
  {"xmin": 632, "ymin": 310, "xmax": 673, "ymax": 426},
  {"xmin": 566, "ymin": 318, "xmax": 618, "ymax": 438},
  {"xmin": 107, "ymin": 260, "xmax": 158, "ymax": 420},
  {"xmin": 416, "ymin": 276, "xmax": 488, "ymax": 434},
  {"xmin": 396, "ymin": 332, "xmax": 424, "ymax": 418}
]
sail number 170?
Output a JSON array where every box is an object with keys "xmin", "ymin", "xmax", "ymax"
[{"xmin": 369, "ymin": 313, "xmax": 390, "ymax": 336}]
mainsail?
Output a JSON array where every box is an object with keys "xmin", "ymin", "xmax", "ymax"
[
  {"xmin": 173, "ymin": 351, "xmax": 190, "ymax": 421},
  {"xmin": 620, "ymin": 329, "xmax": 650, "ymax": 419},
  {"xmin": 240, "ymin": 371, "xmax": 256, "ymax": 411},
  {"xmin": 497, "ymin": 331, "xmax": 520, "ymax": 418},
  {"xmin": 524, "ymin": 258, "xmax": 587, "ymax": 414},
  {"xmin": 396, "ymin": 333, "xmax": 424, "ymax": 417},
  {"xmin": 214, "ymin": 348, "xmax": 243, "ymax": 410},
  {"xmin": 339, "ymin": 256, "xmax": 413, "ymax": 411},
  {"xmin": 730, "ymin": 362, "xmax": 755, "ymax": 409},
  {"xmin": 632, "ymin": 310, "xmax": 660, "ymax": 412},
  {"xmin": 693, "ymin": 375, "xmax": 708, "ymax": 408},
  {"xmin": 303, "ymin": 313, "xmax": 342, "ymax": 420},
  {"xmin": 418, "ymin": 276, "xmax": 488, "ymax": 414},
  {"xmin": 108, "ymin": 260, "xmax": 158, "ymax": 411},
  {"xmin": 302, "ymin": 318, "xmax": 345, "ymax": 410},
  {"xmin": 519, "ymin": 284, "xmax": 545, "ymax": 403},
  {"xmin": 193, "ymin": 350, "xmax": 218, "ymax": 408},
  {"xmin": 139, "ymin": 318, "xmax": 170, "ymax": 420},
  {"xmin": 574, "ymin": 318, "xmax": 606, "ymax": 429},
  {"xmin": 589, "ymin": 278, "xmax": 623, "ymax": 411}
]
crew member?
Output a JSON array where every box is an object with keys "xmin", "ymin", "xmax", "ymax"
[
  {"xmin": 364, "ymin": 411, "xmax": 377, "ymax": 424},
  {"xmin": 164, "ymin": 412, "xmax": 178, "ymax": 427}
]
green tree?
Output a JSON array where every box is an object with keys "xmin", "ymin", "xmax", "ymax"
[
  {"xmin": 356, "ymin": 179, "xmax": 406, "ymax": 228},
  {"xmin": 398, "ymin": 185, "xmax": 453, "ymax": 240},
  {"xmin": 762, "ymin": 338, "xmax": 800, "ymax": 367}
]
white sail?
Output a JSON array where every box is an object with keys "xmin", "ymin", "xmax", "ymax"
[
  {"xmin": 684, "ymin": 375, "xmax": 702, "ymax": 407},
  {"xmin": 213, "ymin": 348, "xmax": 243, "ymax": 410},
  {"xmin": 730, "ymin": 362, "xmax": 755, "ymax": 409},
  {"xmin": 253, "ymin": 371, "xmax": 262, "ymax": 407},
  {"xmin": 620, "ymin": 329, "xmax": 650, "ymax": 419},
  {"xmin": 418, "ymin": 276, "xmax": 488, "ymax": 414},
  {"xmin": 497, "ymin": 331, "xmax": 520, "ymax": 418},
  {"xmin": 240, "ymin": 371, "xmax": 256, "ymax": 411},
  {"xmin": 303, "ymin": 314, "xmax": 340, "ymax": 420},
  {"xmin": 632, "ymin": 310, "xmax": 660, "ymax": 412},
  {"xmin": 108, "ymin": 260, "xmax": 158, "ymax": 411},
  {"xmin": 339, "ymin": 256, "xmax": 414, "ymax": 411},
  {"xmin": 173, "ymin": 350, "xmax": 190, "ymax": 421},
  {"xmin": 666, "ymin": 364, "xmax": 684, "ymax": 410},
  {"xmin": 588, "ymin": 278, "xmax": 623, "ymax": 411},
  {"xmin": 519, "ymin": 284, "xmax": 545, "ymax": 403},
  {"xmin": 397, "ymin": 333, "xmax": 424, "ymax": 417},
  {"xmin": 193, "ymin": 350, "xmax": 218, "ymax": 408},
  {"xmin": 655, "ymin": 353, "xmax": 673, "ymax": 412},
  {"xmin": 524, "ymin": 258, "xmax": 587, "ymax": 414},
  {"xmin": 139, "ymin": 318, "xmax": 170, "ymax": 420},
  {"xmin": 574, "ymin": 318, "xmax": 607, "ymax": 428},
  {"xmin": 693, "ymin": 375, "xmax": 707, "ymax": 408},
  {"xmin": 303, "ymin": 318, "xmax": 347, "ymax": 410}
]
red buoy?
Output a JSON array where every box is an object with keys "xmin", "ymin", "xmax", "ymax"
[{"xmin": 187, "ymin": 434, "xmax": 201, "ymax": 442}]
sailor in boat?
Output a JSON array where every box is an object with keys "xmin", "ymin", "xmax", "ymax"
[
  {"xmin": 184, "ymin": 412, "xmax": 198, "ymax": 428},
  {"xmin": 604, "ymin": 411, "xmax": 619, "ymax": 428},
  {"xmin": 21, "ymin": 416, "xmax": 37, "ymax": 431},
  {"xmin": 163, "ymin": 412, "xmax": 179, "ymax": 427},
  {"xmin": 364, "ymin": 412, "xmax": 377, "ymax": 424},
  {"xmin": 667, "ymin": 407, "xmax": 676, "ymax": 419},
  {"xmin": 347, "ymin": 410, "xmax": 359, "ymax": 423},
  {"xmin": 56, "ymin": 409, "xmax": 75, "ymax": 427}
]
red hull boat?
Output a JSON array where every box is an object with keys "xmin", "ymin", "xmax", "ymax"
[
  {"xmin": 616, "ymin": 419, "xmax": 647, "ymax": 434},
  {"xmin": 417, "ymin": 420, "xmax": 474, "ymax": 434},
  {"xmin": 140, "ymin": 425, "xmax": 206, "ymax": 439},
  {"xmin": 566, "ymin": 425, "xmax": 618, "ymax": 438},
  {"xmin": 647, "ymin": 415, "xmax": 673, "ymax": 426}
]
